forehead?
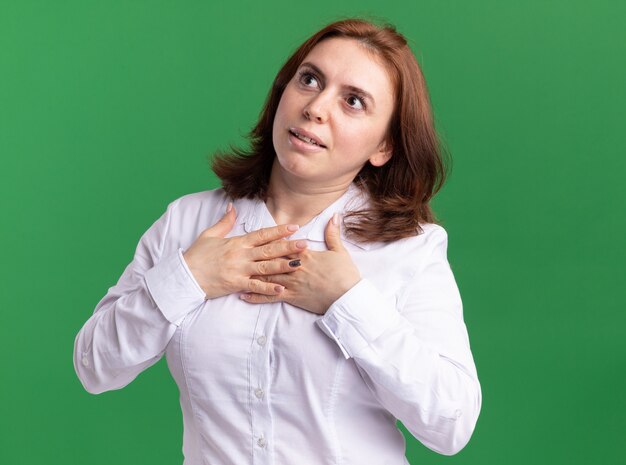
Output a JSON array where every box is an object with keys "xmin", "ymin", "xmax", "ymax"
[{"xmin": 300, "ymin": 37, "xmax": 395, "ymax": 97}]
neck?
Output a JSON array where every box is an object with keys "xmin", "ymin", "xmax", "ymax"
[{"xmin": 265, "ymin": 162, "xmax": 352, "ymax": 226}]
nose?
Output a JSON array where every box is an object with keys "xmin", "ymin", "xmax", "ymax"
[{"xmin": 303, "ymin": 93, "xmax": 330, "ymax": 123}]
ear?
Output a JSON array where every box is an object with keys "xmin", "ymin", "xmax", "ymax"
[{"xmin": 368, "ymin": 140, "xmax": 392, "ymax": 167}]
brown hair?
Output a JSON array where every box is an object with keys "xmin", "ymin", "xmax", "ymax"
[{"xmin": 212, "ymin": 18, "xmax": 449, "ymax": 242}]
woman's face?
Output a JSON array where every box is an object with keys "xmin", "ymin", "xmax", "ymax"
[{"xmin": 271, "ymin": 37, "xmax": 395, "ymax": 189}]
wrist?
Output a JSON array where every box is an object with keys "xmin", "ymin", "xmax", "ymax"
[
  {"xmin": 182, "ymin": 250, "xmax": 214, "ymax": 300},
  {"xmin": 326, "ymin": 274, "xmax": 361, "ymax": 311}
]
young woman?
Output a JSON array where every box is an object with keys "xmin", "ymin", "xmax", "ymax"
[{"xmin": 74, "ymin": 18, "xmax": 481, "ymax": 464}]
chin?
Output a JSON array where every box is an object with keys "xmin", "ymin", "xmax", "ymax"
[{"xmin": 274, "ymin": 155, "xmax": 319, "ymax": 181}]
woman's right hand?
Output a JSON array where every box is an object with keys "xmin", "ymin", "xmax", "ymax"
[{"xmin": 182, "ymin": 203, "xmax": 306, "ymax": 300}]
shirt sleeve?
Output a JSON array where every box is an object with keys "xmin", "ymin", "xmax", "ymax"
[
  {"xmin": 316, "ymin": 227, "xmax": 482, "ymax": 455},
  {"xmin": 73, "ymin": 199, "xmax": 206, "ymax": 394}
]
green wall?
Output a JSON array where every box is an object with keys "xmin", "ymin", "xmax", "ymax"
[{"xmin": 1, "ymin": 1, "xmax": 624, "ymax": 464}]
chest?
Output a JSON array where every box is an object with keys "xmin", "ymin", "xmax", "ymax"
[{"xmin": 165, "ymin": 224, "xmax": 419, "ymax": 402}]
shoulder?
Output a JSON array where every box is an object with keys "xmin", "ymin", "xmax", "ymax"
[
  {"xmin": 414, "ymin": 222, "xmax": 449, "ymax": 250},
  {"xmin": 365, "ymin": 223, "xmax": 451, "ymax": 275},
  {"xmin": 369, "ymin": 222, "xmax": 448, "ymax": 253},
  {"xmin": 166, "ymin": 188, "xmax": 229, "ymax": 218},
  {"xmin": 160, "ymin": 188, "xmax": 231, "ymax": 238},
  {"xmin": 168, "ymin": 188, "xmax": 229, "ymax": 211},
  {"xmin": 406, "ymin": 223, "xmax": 450, "ymax": 260}
]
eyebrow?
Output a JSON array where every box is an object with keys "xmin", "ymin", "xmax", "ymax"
[{"xmin": 299, "ymin": 61, "xmax": 376, "ymax": 108}]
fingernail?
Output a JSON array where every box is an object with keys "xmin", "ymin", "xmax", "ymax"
[
  {"xmin": 332, "ymin": 213, "xmax": 340, "ymax": 226},
  {"xmin": 287, "ymin": 224, "xmax": 299, "ymax": 232},
  {"xmin": 289, "ymin": 259, "xmax": 301, "ymax": 268},
  {"xmin": 295, "ymin": 240, "xmax": 307, "ymax": 249},
  {"xmin": 226, "ymin": 202, "xmax": 233, "ymax": 213},
  {"xmin": 240, "ymin": 293, "xmax": 250, "ymax": 300},
  {"xmin": 274, "ymin": 285, "xmax": 285, "ymax": 293}
]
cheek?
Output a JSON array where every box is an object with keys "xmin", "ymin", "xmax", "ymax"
[
  {"xmin": 273, "ymin": 99, "xmax": 285, "ymax": 128},
  {"xmin": 272, "ymin": 99, "xmax": 288, "ymax": 146},
  {"xmin": 276, "ymin": 87, "xmax": 298, "ymax": 116},
  {"xmin": 337, "ymin": 122, "xmax": 385, "ymax": 156}
]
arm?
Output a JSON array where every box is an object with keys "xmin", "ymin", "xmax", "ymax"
[
  {"xmin": 73, "ymin": 199, "xmax": 207, "ymax": 394},
  {"xmin": 317, "ymin": 227, "xmax": 481, "ymax": 455}
]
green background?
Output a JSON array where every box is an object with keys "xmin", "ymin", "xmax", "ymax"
[{"xmin": 1, "ymin": 1, "xmax": 624, "ymax": 464}]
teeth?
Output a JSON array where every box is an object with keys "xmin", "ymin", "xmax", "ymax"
[{"xmin": 291, "ymin": 130, "xmax": 319, "ymax": 146}]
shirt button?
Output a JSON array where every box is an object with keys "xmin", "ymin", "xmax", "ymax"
[
  {"xmin": 257, "ymin": 436, "xmax": 266, "ymax": 448},
  {"xmin": 255, "ymin": 388, "xmax": 264, "ymax": 399},
  {"xmin": 455, "ymin": 409, "xmax": 462, "ymax": 418},
  {"xmin": 257, "ymin": 335, "xmax": 267, "ymax": 346},
  {"xmin": 81, "ymin": 357, "xmax": 89, "ymax": 367}
]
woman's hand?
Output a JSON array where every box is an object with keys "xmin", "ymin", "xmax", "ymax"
[
  {"xmin": 182, "ymin": 204, "xmax": 307, "ymax": 300},
  {"xmin": 240, "ymin": 213, "xmax": 361, "ymax": 314}
]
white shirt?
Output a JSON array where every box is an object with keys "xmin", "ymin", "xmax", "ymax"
[{"xmin": 74, "ymin": 185, "xmax": 481, "ymax": 465}]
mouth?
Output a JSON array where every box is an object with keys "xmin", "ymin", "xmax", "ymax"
[{"xmin": 288, "ymin": 128, "xmax": 326, "ymax": 148}]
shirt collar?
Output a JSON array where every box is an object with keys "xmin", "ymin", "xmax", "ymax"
[{"xmin": 233, "ymin": 184, "xmax": 373, "ymax": 250}]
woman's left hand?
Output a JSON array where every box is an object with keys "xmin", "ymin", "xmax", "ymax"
[{"xmin": 240, "ymin": 213, "xmax": 361, "ymax": 314}]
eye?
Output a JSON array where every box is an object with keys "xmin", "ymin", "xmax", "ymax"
[
  {"xmin": 346, "ymin": 95, "xmax": 366, "ymax": 111},
  {"xmin": 298, "ymin": 71, "xmax": 320, "ymax": 89}
]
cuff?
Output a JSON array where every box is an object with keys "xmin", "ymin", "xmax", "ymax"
[
  {"xmin": 144, "ymin": 248, "xmax": 206, "ymax": 326},
  {"xmin": 316, "ymin": 279, "xmax": 402, "ymax": 359}
]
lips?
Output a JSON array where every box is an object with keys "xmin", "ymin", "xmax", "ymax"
[{"xmin": 288, "ymin": 127, "xmax": 327, "ymax": 148}]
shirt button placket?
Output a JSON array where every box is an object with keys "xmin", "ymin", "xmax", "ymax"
[{"xmin": 251, "ymin": 306, "xmax": 278, "ymax": 465}]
